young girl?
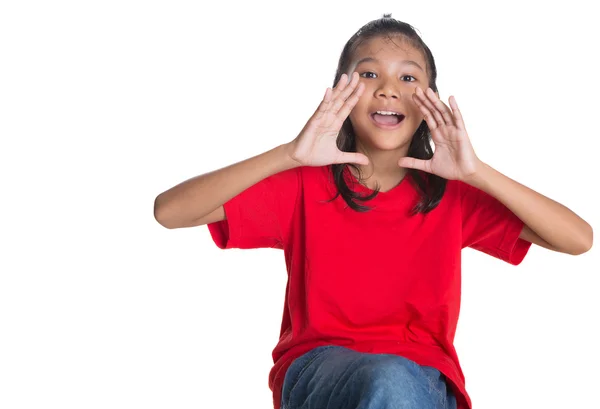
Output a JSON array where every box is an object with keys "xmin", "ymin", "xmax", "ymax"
[{"xmin": 154, "ymin": 14, "xmax": 592, "ymax": 409}]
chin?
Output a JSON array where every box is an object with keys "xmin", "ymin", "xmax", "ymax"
[{"xmin": 357, "ymin": 130, "xmax": 413, "ymax": 151}]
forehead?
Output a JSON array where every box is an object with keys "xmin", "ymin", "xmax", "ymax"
[{"xmin": 353, "ymin": 36, "xmax": 425, "ymax": 67}]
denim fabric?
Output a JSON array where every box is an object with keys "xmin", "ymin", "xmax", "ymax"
[{"xmin": 281, "ymin": 345, "xmax": 457, "ymax": 409}]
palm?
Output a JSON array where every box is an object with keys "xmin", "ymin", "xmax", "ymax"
[
  {"xmin": 290, "ymin": 72, "xmax": 369, "ymax": 168},
  {"xmin": 426, "ymin": 123, "xmax": 477, "ymax": 181},
  {"xmin": 399, "ymin": 87, "xmax": 480, "ymax": 181},
  {"xmin": 297, "ymin": 112, "xmax": 347, "ymax": 166}
]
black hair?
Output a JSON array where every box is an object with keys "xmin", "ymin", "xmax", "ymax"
[{"xmin": 327, "ymin": 14, "xmax": 447, "ymax": 214}]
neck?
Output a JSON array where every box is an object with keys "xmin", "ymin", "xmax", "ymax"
[{"xmin": 351, "ymin": 140, "xmax": 410, "ymax": 192}]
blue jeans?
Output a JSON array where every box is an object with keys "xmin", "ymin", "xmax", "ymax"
[{"xmin": 281, "ymin": 345, "xmax": 457, "ymax": 409}]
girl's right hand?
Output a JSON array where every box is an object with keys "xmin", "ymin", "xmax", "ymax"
[{"xmin": 286, "ymin": 72, "xmax": 370, "ymax": 167}]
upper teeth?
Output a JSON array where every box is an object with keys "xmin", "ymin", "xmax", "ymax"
[{"xmin": 376, "ymin": 111, "xmax": 401, "ymax": 116}]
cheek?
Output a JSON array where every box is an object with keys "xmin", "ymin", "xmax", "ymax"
[
  {"xmin": 407, "ymin": 92, "xmax": 422, "ymax": 112},
  {"xmin": 350, "ymin": 109, "xmax": 370, "ymax": 128},
  {"xmin": 353, "ymin": 93, "xmax": 370, "ymax": 114}
]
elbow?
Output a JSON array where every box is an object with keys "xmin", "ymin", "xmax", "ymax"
[
  {"xmin": 571, "ymin": 224, "xmax": 593, "ymax": 255},
  {"xmin": 154, "ymin": 194, "xmax": 176, "ymax": 229},
  {"xmin": 155, "ymin": 214, "xmax": 176, "ymax": 229}
]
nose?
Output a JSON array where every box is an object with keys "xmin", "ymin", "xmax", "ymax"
[{"xmin": 376, "ymin": 82, "xmax": 401, "ymax": 99}]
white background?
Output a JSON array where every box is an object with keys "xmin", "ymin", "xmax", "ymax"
[{"xmin": 1, "ymin": 1, "xmax": 599, "ymax": 408}]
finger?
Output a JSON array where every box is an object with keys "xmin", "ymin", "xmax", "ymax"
[
  {"xmin": 415, "ymin": 87, "xmax": 444, "ymax": 127},
  {"xmin": 398, "ymin": 156, "xmax": 432, "ymax": 173},
  {"xmin": 336, "ymin": 81, "xmax": 364, "ymax": 123},
  {"xmin": 426, "ymin": 88, "xmax": 455, "ymax": 126},
  {"xmin": 330, "ymin": 72, "xmax": 359, "ymax": 114},
  {"xmin": 314, "ymin": 87, "xmax": 332, "ymax": 114},
  {"xmin": 331, "ymin": 73, "xmax": 351, "ymax": 98},
  {"xmin": 337, "ymin": 72, "xmax": 360, "ymax": 104},
  {"xmin": 314, "ymin": 73, "xmax": 358, "ymax": 125},
  {"xmin": 448, "ymin": 96, "xmax": 466, "ymax": 131},
  {"xmin": 412, "ymin": 91, "xmax": 438, "ymax": 131}
]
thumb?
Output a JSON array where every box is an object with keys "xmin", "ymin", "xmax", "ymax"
[
  {"xmin": 398, "ymin": 157, "xmax": 430, "ymax": 172},
  {"xmin": 336, "ymin": 152, "xmax": 370, "ymax": 166}
]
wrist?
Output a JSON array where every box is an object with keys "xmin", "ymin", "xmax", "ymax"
[
  {"xmin": 279, "ymin": 140, "xmax": 302, "ymax": 169},
  {"xmin": 278, "ymin": 142, "xmax": 302, "ymax": 170},
  {"xmin": 462, "ymin": 159, "xmax": 488, "ymax": 187}
]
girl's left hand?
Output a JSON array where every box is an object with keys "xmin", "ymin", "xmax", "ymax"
[{"xmin": 398, "ymin": 87, "xmax": 481, "ymax": 181}]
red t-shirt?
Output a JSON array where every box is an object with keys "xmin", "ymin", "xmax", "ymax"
[{"xmin": 207, "ymin": 164, "xmax": 532, "ymax": 409}]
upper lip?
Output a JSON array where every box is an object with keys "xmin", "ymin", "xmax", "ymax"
[{"xmin": 371, "ymin": 108, "xmax": 405, "ymax": 117}]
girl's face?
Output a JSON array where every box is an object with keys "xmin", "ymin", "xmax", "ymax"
[{"xmin": 347, "ymin": 36, "xmax": 435, "ymax": 152}]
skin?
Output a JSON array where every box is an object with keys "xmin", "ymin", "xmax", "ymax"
[
  {"xmin": 346, "ymin": 35, "xmax": 436, "ymax": 191},
  {"xmin": 341, "ymin": 35, "xmax": 592, "ymax": 255}
]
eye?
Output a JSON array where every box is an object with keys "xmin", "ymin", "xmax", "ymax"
[
  {"xmin": 359, "ymin": 72, "xmax": 416, "ymax": 82},
  {"xmin": 359, "ymin": 71, "xmax": 377, "ymax": 79}
]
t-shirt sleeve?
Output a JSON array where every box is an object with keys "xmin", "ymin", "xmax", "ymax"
[
  {"xmin": 459, "ymin": 180, "xmax": 532, "ymax": 265},
  {"xmin": 206, "ymin": 167, "xmax": 300, "ymax": 250}
]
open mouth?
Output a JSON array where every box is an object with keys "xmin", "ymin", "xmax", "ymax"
[{"xmin": 370, "ymin": 111, "xmax": 405, "ymax": 129}]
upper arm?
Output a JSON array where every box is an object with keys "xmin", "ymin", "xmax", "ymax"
[
  {"xmin": 458, "ymin": 180, "xmax": 532, "ymax": 264},
  {"xmin": 206, "ymin": 167, "xmax": 301, "ymax": 250},
  {"xmin": 186, "ymin": 206, "xmax": 226, "ymax": 228}
]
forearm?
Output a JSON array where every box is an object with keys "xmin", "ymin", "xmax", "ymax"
[
  {"xmin": 465, "ymin": 161, "xmax": 593, "ymax": 255},
  {"xmin": 154, "ymin": 143, "xmax": 299, "ymax": 229}
]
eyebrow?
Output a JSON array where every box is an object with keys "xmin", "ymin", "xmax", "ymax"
[{"xmin": 355, "ymin": 57, "xmax": 424, "ymax": 72}]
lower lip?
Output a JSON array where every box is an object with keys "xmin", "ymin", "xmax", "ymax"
[{"xmin": 370, "ymin": 114, "xmax": 405, "ymax": 130}]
